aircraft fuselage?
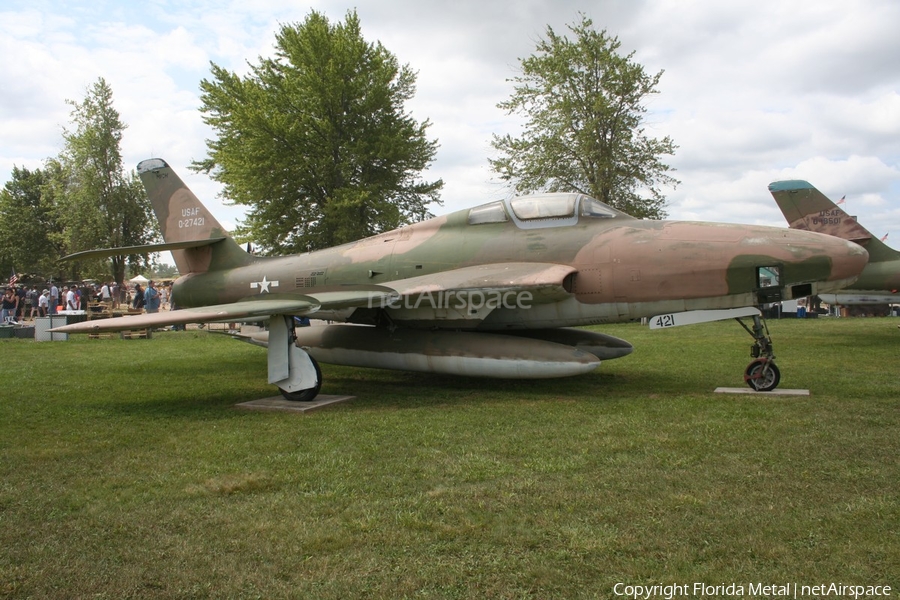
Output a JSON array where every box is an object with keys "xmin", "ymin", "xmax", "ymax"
[{"xmin": 171, "ymin": 196, "xmax": 867, "ymax": 329}]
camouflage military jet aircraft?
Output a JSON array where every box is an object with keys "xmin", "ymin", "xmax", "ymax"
[
  {"xmin": 53, "ymin": 159, "xmax": 868, "ymax": 397},
  {"xmin": 769, "ymin": 180, "xmax": 900, "ymax": 306}
]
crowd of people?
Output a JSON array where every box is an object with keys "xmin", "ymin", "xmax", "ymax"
[{"xmin": 2, "ymin": 279, "xmax": 172, "ymax": 324}]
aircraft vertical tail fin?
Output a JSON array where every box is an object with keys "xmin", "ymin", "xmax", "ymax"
[
  {"xmin": 768, "ymin": 180, "xmax": 899, "ymax": 263},
  {"xmin": 137, "ymin": 158, "xmax": 254, "ymax": 274}
]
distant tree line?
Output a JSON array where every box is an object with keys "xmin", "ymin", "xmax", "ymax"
[{"xmin": 0, "ymin": 11, "xmax": 677, "ymax": 281}]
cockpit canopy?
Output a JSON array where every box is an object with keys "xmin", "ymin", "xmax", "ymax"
[{"xmin": 467, "ymin": 193, "xmax": 627, "ymax": 228}]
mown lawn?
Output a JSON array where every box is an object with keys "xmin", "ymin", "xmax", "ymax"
[{"xmin": 1, "ymin": 318, "xmax": 898, "ymax": 598}]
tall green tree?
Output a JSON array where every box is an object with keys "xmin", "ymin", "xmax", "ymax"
[
  {"xmin": 195, "ymin": 9, "xmax": 442, "ymax": 254},
  {"xmin": 0, "ymin": 166, "xmax": 63, "ymax": 278},
  {"xmin": 52, "ymin": 78, "xmax": 159, "ymax": 283},
  {"xmin": 490, "ymin": 14, "xmax": 678, "ymax": 219}
]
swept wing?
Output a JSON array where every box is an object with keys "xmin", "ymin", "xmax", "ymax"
[{"xmin": 50, "ymin": 292, "xmax": 394, "ymax": 334}]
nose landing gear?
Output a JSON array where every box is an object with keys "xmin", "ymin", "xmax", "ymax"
[
  {"xmin": 647, "ymin": 307, "xmax": 785, "ymax": 392},
  {"xmin": 738, "ymin": 314, "xmax": 781, "ymax": 392}
]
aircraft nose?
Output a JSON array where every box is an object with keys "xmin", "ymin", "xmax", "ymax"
[
  {"xmin": 747, "ymin": 227, "xmax": 869, "ymax": 294},
  {"xmin": 827, "ymin": 236, "xmax": 869, "ymax": 282},
  {"xmin": 789, "ymin": 230, "xmax": 869, "ymax": 290}
]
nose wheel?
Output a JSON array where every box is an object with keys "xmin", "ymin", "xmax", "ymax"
[
  {"xmin": 737, "ymin": 314, "xmax": 780, "ymax": 392},
  {"xmin": 744, "ymin": 358, "xmax": 781, "ymax": 391}
]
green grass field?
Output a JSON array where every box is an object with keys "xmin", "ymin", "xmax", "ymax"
[{"xmin": 1, "ymin": 318, "xmax": 898, "ymax": 598}]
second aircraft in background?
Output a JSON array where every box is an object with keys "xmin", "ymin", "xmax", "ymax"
[{"xmin": 769, "ymin": 180, "xmax": 900, "ymax": 307}]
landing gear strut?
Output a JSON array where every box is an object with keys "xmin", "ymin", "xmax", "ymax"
[
  {"xmin": 268, "ymin": 315, "xmax": 322, "ymax": 402},
  {"xmin": 737, "ymin": 313, "xmax": 781, "ymax": 392}
]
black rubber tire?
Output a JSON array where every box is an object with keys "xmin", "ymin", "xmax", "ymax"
[
  {"xmin": 744, "ymin": 359, "xmax": 781, "ymax": 392},
  {"xmin": 279, "ymin": 355, "xmax": 322, "ymax": 402}
]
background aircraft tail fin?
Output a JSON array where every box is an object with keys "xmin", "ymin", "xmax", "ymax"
[
  {"xmin": 768, "ymin": 180, "xmax": 898, "ymax": 263},
  {"xmin": 137, "ymin": 158, "xmax": 254, "ymax": 274}
]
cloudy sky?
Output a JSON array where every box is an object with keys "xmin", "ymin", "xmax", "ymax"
[{"xmin": 2, "ymin": 0, "xmax": 899, "ymax": 247}]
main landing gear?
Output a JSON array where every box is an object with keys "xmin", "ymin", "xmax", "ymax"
[
  {"xmin": 269, "ymin": 315, "xmax": 322, "ymax": 402},
  {"xmin": 279, "ymin": 355, "xmax": 322, "ymax": 402},
  {"xmin": 737, "ymin": 313, "xmax": 780, "ymax": 392}
]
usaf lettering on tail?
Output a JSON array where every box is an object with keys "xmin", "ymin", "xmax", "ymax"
[{"xmin": 53, "ymin": 159, "xmax": 869, "ymax": 399}]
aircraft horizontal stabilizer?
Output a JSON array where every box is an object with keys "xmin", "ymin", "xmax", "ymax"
[
  {"xmin": 60, "ymin": 238, "xmax": 228, "ymax": 262},
  {"xmin": 49, "ymin": 289, "xmax": 398, "ymax": 334},
  {"xmin": 49, "ymin": 299, "xmax": 319, "ymax": 334}
]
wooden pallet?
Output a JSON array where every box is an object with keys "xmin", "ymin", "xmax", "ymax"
[{"xmin": 120, "ymin": 329, "xmax": 152, "ymax": 340}]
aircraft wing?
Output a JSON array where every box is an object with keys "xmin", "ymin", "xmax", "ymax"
[
  {"xmin": 382, "ymin": 262, "xmax": 576, "ymax": 303},
  {"xmin": 49, "ymin": 289, "xmax": 397, "ymax": 334}
]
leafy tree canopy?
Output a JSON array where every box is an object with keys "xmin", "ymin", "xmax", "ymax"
[
  {"xmin": 52, "ymin": 78, "xmax": 160, "ymax": 284},
  {"xmin": 195, "ymin": 9, "xmax": 443, "ymax": 254},
  {"xmin": 0, "ymin": 166, "xmax": 62, "ymax": 279},
  {"xmin": 490, "ymin": 14, "xmax": 678, "ymax": 219}
]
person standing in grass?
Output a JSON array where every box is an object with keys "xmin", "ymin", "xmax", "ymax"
[
  {"xmin": 1, "ymin": 288, "xmax": 16, "ymax": 323},
  {"xmin": 15, "ymin": 285, "xmax": 26, "ymax": 321},
  {"xmin": 64, "ymin": 286, "xmax": 77, "ymax": 311},
  {"xmin": 99, "ymin": 281, "xmax": 111, "ymax": 307},
  {"xmin": 144, "ymin": 280, "xmax": 161, "ymax": 314},
  {"xmin": 48, "ymin": 283, "xmax": 58, "ymax": 315},
  {"xmin": 132, "ymin": 284, "xmax": 144, "ymax": 311},
  {"xmin": 28, "ymin": 287, "xmax": 40, "ymax": 320},
  {"xmin": 38, "ymin": 289, "xmax": 49, "ymax": 317}
]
